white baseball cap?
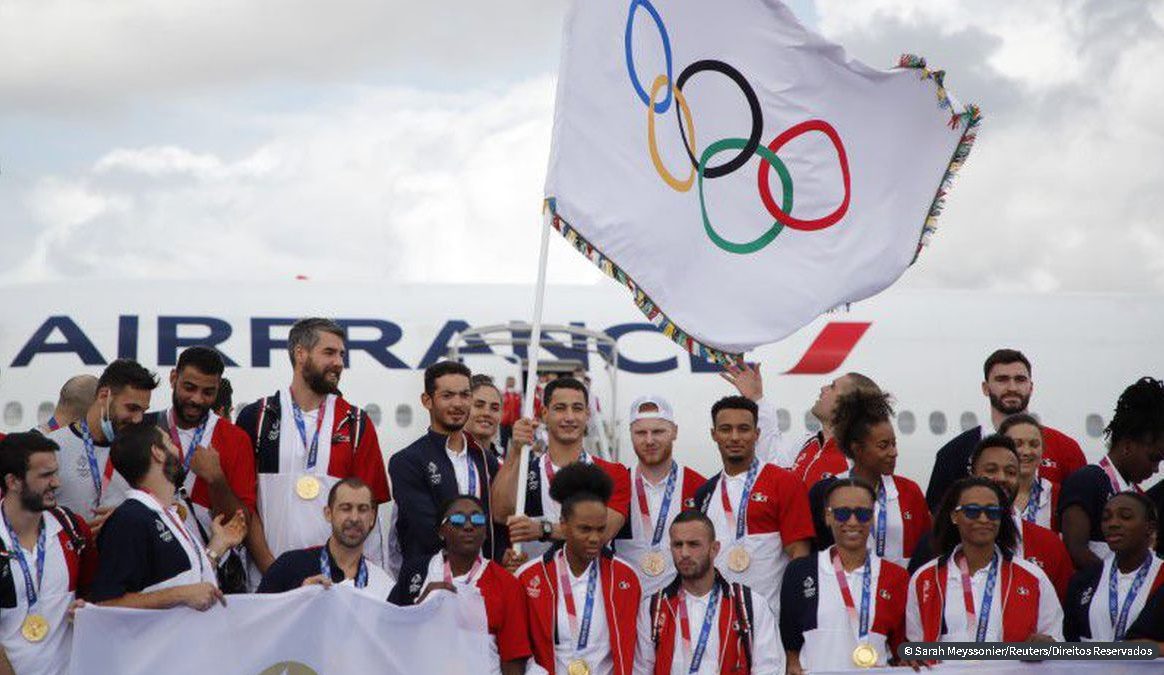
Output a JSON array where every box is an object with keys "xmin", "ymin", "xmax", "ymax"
[{"xmin": 629, "ymin": 395, "xmax": 675, "ymax": 424}]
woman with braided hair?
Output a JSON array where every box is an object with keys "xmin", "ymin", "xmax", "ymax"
[
  {"xmin": 1060, "ymin": 377, "xmax": 1164, "ymax": 570},
  {"xmin": 807, "ymin": 389, "xmax": 931, "ymax": 568}
]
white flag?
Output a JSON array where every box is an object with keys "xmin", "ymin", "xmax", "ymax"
[
  {"xmin": 70, "ymin": 587, "xmax": 492, "ymax": 674},
  {"xmin": 544, "ymin": 0, "xmax": 980, "ymax": 362}
]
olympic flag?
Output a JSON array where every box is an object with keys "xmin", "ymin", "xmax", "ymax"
[
  {"xmin": 69, "ymin": 587, "xmax": 493, "ymax": 674},
  {"xmin": 544, "ymin": 0, "xmax": 980, "ymax": 362}
]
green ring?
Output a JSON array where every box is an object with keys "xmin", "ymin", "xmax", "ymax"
[{"xmin": 697, "ymin": 137, "xmax": 793, "ymax": 254}]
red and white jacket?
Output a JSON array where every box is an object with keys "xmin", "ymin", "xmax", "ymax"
[
  {"xmin": 1016, "ymin": 518, "xmax": 1074, "ymax": 600},
  {"xmin": 517, "ymin": 548, "xmax": 641, "ymax": 675},
  {"xmin": 907, "ymin": 547, "xmax": 1063, "ymax": 643},
  {"xmin": 1039, "ymin": 426, "xmax": 1087, "ymax": 485},
  {"xmin": 790, "ymin": 434, "xmax": 849, "ymax": 488}
]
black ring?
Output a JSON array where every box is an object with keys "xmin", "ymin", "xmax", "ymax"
[{"xmin": 674, "ymin": 59, "xmax": 764, "ymax": 179}]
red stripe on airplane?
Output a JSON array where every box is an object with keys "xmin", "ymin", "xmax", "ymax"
[{"xmin": 784, "ymin": 322, "xmax": 871, "ymax": 375}]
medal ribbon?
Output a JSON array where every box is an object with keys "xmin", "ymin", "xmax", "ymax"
[
  {"xmin": 143, "ymin": 491, "xmax": 205, "ymax": 577},
  {"xmin": 466, "ymin": 451, "xmax": 478, "ymax": 498},
  {"xmin": 442, "ymin": 555, "xmax": 484, "ymax": 586},
  {"xmin": 2, "ymin": 511, "xmax": 46, "ymax": 608},
  {"xmin": 832, "ymin": 548, "xmax": 872, "ymax": 643},
  {"xmin": 678, "ymin": 584, "xmax": 721, "ymax": 673},
  {"xmin": 874, "ymin": 480, "xmax": 888, "ymax": 557},
  {"xmin": 635, "ymin": 462, "xmax": 678, "ymax": 548},
  {"xmin": 556, "ymin": 552, "xmax": 598, "ymax": 652},
  {"xmin": 1022, "ymin": 479, "xmax": 1043, "ymax": 523},
  {"xmin": 1099, "ymin": 456, "xmax": 1142, "ymax": 495},
  {"xmin": 319, "ymin": 545, "xmax": 368, "ymax": 588},
  {"xmin": 720, "ymin": 460, "xmax": 760, "ymax": 542},
  {"xmin": 545, "ymin": 451, "xmax": 592, "ymax": 485},
  {"xmin": 292, "ymin": 397, "xmax": 327, "ymax": 472},
  {"xmin": 1108, "ymin": 556, "xmax": 1153, "ymax": 640},
  {"xmin": 957, "ymin": 552, "xmax": 999, "ymax": 642},
  {"xmin": 167, "ymin": 409, "xmax": 208, "ymax": 471},
  {"xmin": 78, "ymin": 420, "xmax": 107, "ymax": 507}
]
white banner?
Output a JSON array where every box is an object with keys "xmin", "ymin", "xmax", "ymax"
[
  {"xmin": 544, "ymin": 0, "xmax": 980, "ymax": 362},
  {"xmin": 817, "ymin": 663, "xmax": 1160, "ymax": 675},
  {"xmin": 69, "ymin": 587, "xmax": 492, "ymax": 675}
]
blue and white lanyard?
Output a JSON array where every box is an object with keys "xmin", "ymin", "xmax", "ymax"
[
  {"xmin": 2, "ymin": 511, "xmax": 46, "ymax": 608},
  {"xmin": 292, "ymin": 399, "xmax": 325, "ymax": 471},
  {"xmin": 320, "ymin": 545, "xmax": 368, "ymax": 588},
  {"xmin": 874, "ymin": 480, "xmax": 888, "ymax": 557},
  {"xmin": 78, "ymin": 420, "xmax": 104, "ymax": 506},
  {"xmin": 1108, "ymin": 556, "xmax": 1152, "ymax": 640},
  {"xmin": 1022, "ymin": 479, "xmax": 1043, "ymax": 523},
  {"xmin": 682, "ymin": 584, "xmax": 721, "ymax": 672}
]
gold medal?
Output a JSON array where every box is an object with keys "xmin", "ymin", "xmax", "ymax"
[
  {"xmin": 566, "ymin": 659, "xmax": 590, "ymax": 675},
  {"xmin": 852, "ymin": 643, "xmax": 878, "ymax": 668},
  {"xmin": 726, "ymin": 545, "xmax": 751, "ymax": 572},
  {"xmin": 21, "ymin": 614, "xmax": 48, "ymax": 643},
  {"xmin": 176, "ymin": 502, "xmax": 189, "ymax": 522},
  {"xmin": 641, "ymin": 550, "xmax": 667, "ymax": 577},
  {"xmin": 295, "ymin": 475, "xmax": 321, "ymax": 500}
]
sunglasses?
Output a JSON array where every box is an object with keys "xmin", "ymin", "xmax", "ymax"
[
  {"xmin": 954, "ymin": 503, "xmax": 1004, "ymax": 521},
  {"xmin": 828, "ymin": 506, "xmax": 874, "ymax": 523},
  {"xmin": 443, "ymin": 513, "xmax": 487, "ymax": 528}
]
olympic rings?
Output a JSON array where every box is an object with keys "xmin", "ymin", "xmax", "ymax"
[
  {"xmin": 625, "ymin": 0, "xmax": 673, "ymax": 114},
  {"xmin": 675, "ymin": 60, "xmax": 764, "ymax": 179},
  {"xmin": 698, "ymin": 138, "xmax": 793, "ymax": 255},
  {"xmin": 757, "ymin": 120, "xmax": 851, "ymax": 231},
  {"xmin": 623, "ymin": 0, "xmax": 850, "ymax": 254},
  {"xmin": 648, "ymin": 75, "xmax": 696, "ymax": 192}
]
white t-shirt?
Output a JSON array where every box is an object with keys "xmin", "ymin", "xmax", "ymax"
[
  {"xmin": 46, "ymin": 424, "xmax": 131, "ymax": 518},
  {"xmin": 555, "ymin": 560, "xmax": 612, "ymax": 675},
  {"xmin": 619, "ymin": 464, "xmax": 686, "ymax": 596}
]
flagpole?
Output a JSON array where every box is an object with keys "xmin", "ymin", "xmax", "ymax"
[{"xmin": 513, "ymin": 208, "xmax": 553, "ymax": 555}]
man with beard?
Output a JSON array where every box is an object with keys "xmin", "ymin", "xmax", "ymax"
[
  {"xmin": 722, "ymin": 363, "xmax": 880, "ymax": 487},
  {"xmin": 0, "ymin": 433, "xmax": 98, "ymax": 675},
  {"xmin": 90, "ymin": 423, "xmax": 246, "ymax": 609},
  {"xmin": 236, "ymin": 318, "xmax": 389, "ymax": 583},
  {"xmin": 613, "ymin": 396, "xmax": 705, "ymax": 595},
  {"xmin": 257, "ymin": 478, "xmax": 393, "ymax": 598},
  {"xmin": 924, "ymin": 348, "xmax": 1086, "ymax": 511},
  {"xmin": 388, "ymin": 362, "xmax": 505, "ymax": 568},
  {"xmin": 635, "ymin": 510, "xmax": 782, "ymax": 675},
  {"xmin": 35, "ymin": 375, "xmax": 97, "ymax": 435},
  {"xmin": 47, "ymin": 359, "xmax": 158, "ymax": 535},
  {"xmin": 145, "ymin": 346, "xmax": 256, "ymax": 591}
]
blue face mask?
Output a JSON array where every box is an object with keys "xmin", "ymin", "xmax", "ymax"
[{"xmin": 101, "ymin": 403, "xmax": 116, "ymax": 442}]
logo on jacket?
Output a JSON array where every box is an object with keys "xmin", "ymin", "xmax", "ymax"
[
  {"xmin": 1029, "ymin": 557, "xmax": 1045, "ymax": 569},
  {"xmin": 903, "ymin": 511, "xmax": 913, "ymax": 521},
  {"xmin": 155, "ymin": 519, "xmax": 174, "ymax": 543},
  {"xmin": 427, "ymin": 462, "xmax": 441, "ymax": 485},
  {"xmin": 682, "ymin": 498, "xmax": 695, "ymax": 509},
  {"xmin": 921, "ymin": 578, "xmax": 932, "ymax": 604},
  {"xmin": 751, "ymin": 492, "xmax": 768, "ymax": 503},
  {"xmin": 527, "ymin": 576, "xmax": 542, "ymax": 599},
  {"xmin": 268, "ymin": 426, "xmax": 280, "ymax": 442},
  {"xmin": 803, "ymin": 576, "xmax": 816, "ymax": 599},
  {"xmin": 619, "ymin": 580, "xmax": 630, "ymax": 591},
  {"xmin": 1017, "ymin": 585, "xmax": 1030, "ymax": 596},
  {"xmin": 76, "ymin": 455, "xmax": 91, "ymax": 477},
  {"xmin": 1080, "ymin": 586, "xmax": 1093, "ymax": 606},
  {"xmin": 879, "ymin": 589, "xmax": 891, "ymax": 600},
  {"xmin": 408, "ymin": 573, "xmax": 423, "ymax": 596}
]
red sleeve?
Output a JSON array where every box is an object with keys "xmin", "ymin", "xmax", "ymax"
[
  {"xmin": 76, "ymin": 517, "xmax": 99, "ymax": 598},
  {"xmin": 681, "ymin": 467, "xmax": 707, "ymax": 508},
  {"xmin": 354, "ymin": 421, "xmax": 390, "ymax": 503},
  {"xmin": 222, "ymin": 425, "xmax": 258, "ymax": 512},
  {"xmin": 882, "ymin": 563, "xmax": 910, "ymax": 656},
  {"xmin": 492, "ymin": 568, "xmax": 533, "ymax": 662},
  {"xmin": 774, "ymin": 468, "xmax": 815, "ymax": 545},
  {"xmin": 1045, "ymin": 428, "xmax": 1087, "ymax": 479},
  {"xmin": 599, "ymin": 460, "xmax": 631, "ymax": 519}
]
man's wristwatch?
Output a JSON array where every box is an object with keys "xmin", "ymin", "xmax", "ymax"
[
  {"xmin": 538, "ymin": 520, "xmax": 554, "ymax": 542},
  {"xmin": 207, "ymin": 548, "xmax": 222, "ymax": 565}
]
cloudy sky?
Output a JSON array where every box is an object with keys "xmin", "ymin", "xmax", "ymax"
[{"xmin": 2, "ymin": 0, "xmax": 1162, "ymax": 293}]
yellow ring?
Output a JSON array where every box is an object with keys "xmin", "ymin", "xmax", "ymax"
[{"xmin": 647, "ymin": 74, "xmax": 696, "ymax": 192}]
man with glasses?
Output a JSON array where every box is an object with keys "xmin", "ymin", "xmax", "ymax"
[{"xmin": 257, "ymin": 478, "xmax": 393, "ymax": 599}]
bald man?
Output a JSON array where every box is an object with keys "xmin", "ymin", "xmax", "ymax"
[{"xmin": 37, "ymin": 375, "xmax": 99, "ymax": 434}]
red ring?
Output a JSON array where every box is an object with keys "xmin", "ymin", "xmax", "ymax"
[{"xmin": 756, "ymin": 120, "xmax": 851, "ymax": 231}]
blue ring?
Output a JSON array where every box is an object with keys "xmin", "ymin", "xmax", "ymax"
[{"xmin": 625, "ymin": 0, "xmax": 673, "ymax": 114}]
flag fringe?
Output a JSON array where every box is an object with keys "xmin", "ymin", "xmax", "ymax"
[
  {"xmin": 541, "ymin": 198, "xmax": 743, "ymax": 367},
  {"xmin": 896, "ymin": 53, "xmax": 983, "ymax": 261}
]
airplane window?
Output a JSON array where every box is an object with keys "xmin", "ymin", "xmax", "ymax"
[
  {"xmin": 898, "ymin": 411, "xmax": 916, "ymax": 435},
  {"xmin": 395, "ymin": 404, "xmax": 413, "ymax": 428},
  {"xmin": 37, "ymin": 402, "xmax": 54, "ymax": 426},
  {"xmin": 960, "ymin": 412, "xmax": 978, "ymax": 432},
  {"xmin": 804, "ymin": 411, "xmax": 821, "ymax": 433},
  {"xmin": 3, "ymin": 402, "xmax": 22, "ymax": 428},
  {"xmin": 929, "ymin": 411, "xmax": 947, "ymax": 435},
  {"xmin": 365, "ymin": 404, "xmax": 382, "ymax": 427},
  {"xmin": 1085, "ymin": 414, "xmax": 1104, "ymax": 438},
  {"xmin": 776, "ymin": 409, "xmax": 791, "ymax": 433}
]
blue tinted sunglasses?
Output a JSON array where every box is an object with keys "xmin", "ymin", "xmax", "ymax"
[
  {"xmin": 828, "ymin": 506, "xmax": 874, "ymax": 523},
  {"xmin": 444, "ymin": 513, "xmax": 488, "ymax": 528},
  {"xmin": 955, "ymin": 503, "xmax": 1004, "ymax": 521}
]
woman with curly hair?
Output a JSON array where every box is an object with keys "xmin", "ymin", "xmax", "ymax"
[
  {"xmin": 907, "ymin": 477, "xmax": 1063, "ymax": 643},
  {"xmin": 807, "ymin": 389, "xmax": 931, "ymax": 568},
  {"xmin": 1060, "ymin": 377, "xmax": 1164, "ymax": 569}
]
